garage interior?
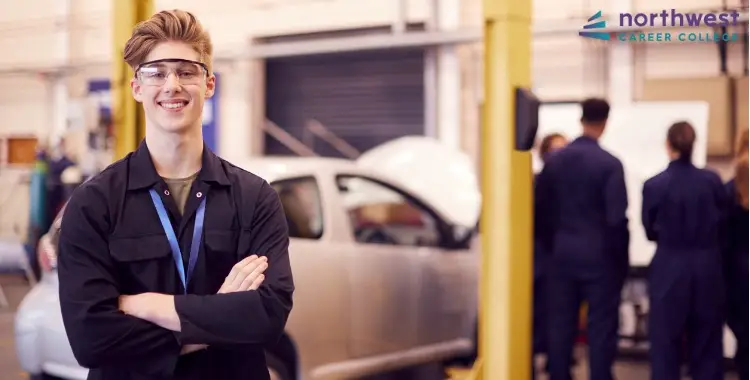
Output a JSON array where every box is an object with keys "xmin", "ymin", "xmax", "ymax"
[{"xmin": 0, "ymin": 0, "xmax": 748, "ymax": 379}]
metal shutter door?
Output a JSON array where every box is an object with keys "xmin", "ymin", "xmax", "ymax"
[{"xmin": 265, "ymin": 48, "xmax": 425, "ymax": 157}]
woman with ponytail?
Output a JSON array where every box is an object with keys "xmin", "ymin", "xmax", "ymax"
[
  {"xmin": 641, "ymin": 121, "xmax": 729, "ymax": 380},
  {"xmin": 725, "ymin": 128, "xmax": 748, "ymax": 380}
]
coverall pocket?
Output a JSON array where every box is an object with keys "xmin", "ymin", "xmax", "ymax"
[
  {"xmin": 204, "ymin": 229, "xmax": 239, "ymax": 289},
  {"xmin": 109, "ymin": 234, "xmax": 173, "ymax": 293}
]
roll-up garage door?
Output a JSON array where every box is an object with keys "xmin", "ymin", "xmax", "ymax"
[{"xmin": 265, "ymin": 48, "xmax": 425, "ymax": 158}]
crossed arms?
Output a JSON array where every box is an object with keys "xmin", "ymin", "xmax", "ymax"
[
  {"xmin": 118, "ymin": 254, "xmax": 269, "ymax": 355},
  {"xmin": 57, "ymin": 181, "xmax": 294, "ymax": 375}
]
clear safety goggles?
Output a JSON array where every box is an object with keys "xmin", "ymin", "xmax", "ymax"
[{"xmin": 135, "ymin": 58, "xmax": 209, "ymax": 86}]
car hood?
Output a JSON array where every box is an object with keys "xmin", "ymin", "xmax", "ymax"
[{"xmin": 357, "ymin": 136, "xmax": 481, "ymax": 229}]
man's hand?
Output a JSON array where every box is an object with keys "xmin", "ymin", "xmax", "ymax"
[
  {"xmin": 183, "ymin": 255, "xmax": 266, "ymax": 354},
  {"xmin": 176, "ymin": 255, "xmax": 267, "ymax": 354},
  {"xmin": 119, "ymin": 293, "xmax": 155, "ymax": 318},
  {"xmin": 180, "ymin": 344, "xmax": 208, "ymax": 355},
  {"xmin": 119, "ymin": 293, "xmax": 181, "ymax": 331},
  {"xmin": 218, "ymin": 254, "xmax": 268, "ymax": 294},
  {"xmin": 117, "ymin": 255, "xmax": 268, "ymax": 353}
]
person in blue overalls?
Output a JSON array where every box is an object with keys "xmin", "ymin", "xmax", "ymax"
[
  {"xmin": 642, "ymin": 121, "xmax": 727, "ymax": 380},
  {"xmin": 533, "ymin": 132, "xmax": 568, "ymax": 378},
  {"xmin": 535, "ymin": 98, "xmax": 630, "ymax": 380},
  {"xmin": 725, "ymin": 128, "xmax": 748, "ymax": 380}
]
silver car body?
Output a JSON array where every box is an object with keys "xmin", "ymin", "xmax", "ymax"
[{"xmin": 15, "ymin": 136, "xmax": 481, "ymax": 380}]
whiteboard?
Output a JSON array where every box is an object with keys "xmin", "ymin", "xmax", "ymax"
[{"xmin": 533, "ymin": 101, "xmax": 710, "ymax": 267}]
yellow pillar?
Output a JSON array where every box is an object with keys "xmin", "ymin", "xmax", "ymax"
[
  {"xmin": 112, "ymin": 0, "xmax": 154, "ymax": 160},
  {"xmin": 476, "ymin": 0, "xmax": 533, "ymax": 378}
]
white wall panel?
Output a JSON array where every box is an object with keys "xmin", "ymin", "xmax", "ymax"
[
  {"xmin": 155, "ymin": 0, "xmax": 431, "ymax": 45},
  {"xmin": 0, "ymin": 76, "xmax": 50, "ymax": 136},
  {"xmin": 460, "ymin": 0, "xmax": 481, "ymax": 27},
  {"xmin": 0, "ymin": 34, "xmax": 61, "ymax": 67},
  {"xmin": 69, "ymin": 17, "xmax": 112, "ymax": 64},
  {"xmin": 216, "ymin": 60, "xmax": 262, "ymax": 159},
  {"xmin": 0, "ymin": 0, "xmax": 59, "ymax": 23},
  {"xmin": 70, "ymin": 18, "xmax": 112, "ymax": 65},
  {"xmin": 0, "ymin": 0, "xmax": 69, "ymax": 67},
  {"xmin": 532, "ymin": 36, "xmax": 608, "ymax": 100},
  {"xmin": 533, "ymin": 0, "xmax": 608, "ymax": 22},
  {"xmin": 0, "ymin": 1, "xmax": 60, "ymax": 143},
  {"xmin": 533, "ymin": 36, "xmax": 585, "ymax": 100},
  {"xmin": 641, "ymin": 27, "xmax": 724, "ymax": 79},
  {"xmin": 634, "ymin": 0, "xmax": 724, "ymax": 13}
]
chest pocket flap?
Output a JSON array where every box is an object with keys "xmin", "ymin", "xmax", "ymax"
[
  {"xmin": 204, "ymin": 230, "xmax": 238, "ymax": 258},
  {"xmin": 109, "ymin": 235, "xmax": 172, "ymax": 262}
]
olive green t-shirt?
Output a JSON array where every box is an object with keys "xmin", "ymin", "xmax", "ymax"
[{"xmin": 163, "ymin": 171, "xmax": 199, "ymax": 215}]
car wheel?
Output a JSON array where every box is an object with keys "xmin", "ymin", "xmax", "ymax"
[{"xmin": 266, "ymin": 352, "xmax": 293, "ymax": 380}]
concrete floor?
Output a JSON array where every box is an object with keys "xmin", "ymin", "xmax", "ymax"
[
  {"xmin": 0, "ymin": 274, "xmax": 740, "ymax": 380},
  {"xmin": 0, "ymin": 274, "xmax": 36, "ymax": 379},
  {"xmin": 443, "ymin": 354, "xmax": 739, "ymax": 380}
]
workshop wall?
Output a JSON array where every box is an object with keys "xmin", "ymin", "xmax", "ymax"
[
  {"xmin": 0, "ymin": 0, "xmax": 746, "ymax": 236},
  {"xmin": 456, "ymin": 0, "xmax": 747, "ymax": 162},
  {"xmin": 0, "ymin": 0, "xmax": 439, "ymax": 237},
  {"xmin": 458, "ymin": 0, "xmax": 746, "ymax": 100},
  {"xmin": 0, "ymin": 0, "xmax": 436, "ymax": 148},
  {"xmin": 1, "ymin": 0, "xmax": 745, "ymax": 145}
]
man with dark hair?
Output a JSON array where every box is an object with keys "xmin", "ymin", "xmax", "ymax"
[
  {"xmin": 580, "ymin": 98, "xmax": 610, "ymax": 125},
  {"xmin": 535, "ymin": 97, "xmax": 629, "ymax": 380}
]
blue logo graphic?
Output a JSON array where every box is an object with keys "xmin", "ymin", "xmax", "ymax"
[{"xmin": 579, "ymin": 10, "xmax": 611, "ymax": 40}]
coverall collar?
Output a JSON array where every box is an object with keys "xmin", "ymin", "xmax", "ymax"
[
  {"xmin": 573, "ymin": 135, "xmax": 600, "ymax": 145},
  {"xmin": 127, "ymin": 140, "xmax": 230, "ymax": 190},
  {"xmin": 667, "ymin": 156, "xmax": 694, "ymax": 169}
]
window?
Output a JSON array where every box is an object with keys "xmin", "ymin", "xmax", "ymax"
[
  {"xmin": 271, "ymin": 177, "xmax": 324, "ymax": 240},
  {"xmin": 336, "ymin": 175, "xmax": 440, "ymax": 247}
]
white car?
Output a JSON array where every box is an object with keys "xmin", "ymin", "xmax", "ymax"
[{"xmin": 15, "ymin": 136, "xmax": 481, "ymax": 380}]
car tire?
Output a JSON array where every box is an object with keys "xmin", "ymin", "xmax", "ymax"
[{"xmin": 266, "ymin": 351, "xmax": 293, "ymax": 380}]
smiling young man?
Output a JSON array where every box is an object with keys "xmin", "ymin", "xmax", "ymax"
[{"xmin": 57, "ymin": 10, "xmax": 294, "ymax": 380}]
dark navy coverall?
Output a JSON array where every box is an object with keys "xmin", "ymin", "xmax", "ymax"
[
  {"xmin": 641, "ymin": 158, "xmax": 727, "ymax": 380},
  {"xmin": 533, "ymin": 173, "xmax": 550, "ymax": 379},
  {"xmin": 58, "ymin": 142, "xmax": 295, "ymax": 380},
  {"xmin": 535, "ymin": 135, "xmax": 630, "ymax": 380},
  {"xmin": 724, "ymin": 179, "xmax": 748, "ymax": 380}
]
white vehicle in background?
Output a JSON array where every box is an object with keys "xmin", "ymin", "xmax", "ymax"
[{"xmin": 14, "ymin": 136, "xmax": 481, "ymax": 380}]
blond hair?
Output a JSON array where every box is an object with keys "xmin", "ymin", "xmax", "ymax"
[
  {"xmin": 123, "ymin": 9, "xmax": 213, "ymax": 72},
  {"xmin": 735, "ymin": 128, "xmax": 749, "ymax": 209}
]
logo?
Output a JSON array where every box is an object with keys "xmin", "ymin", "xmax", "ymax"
[
  {"xmin": 579, "ymin": 10, "xmax": 610, "ymax": 40},
  {"xmin": 579, "ymin": 9, "xmax": 742, "ymax": 43}
]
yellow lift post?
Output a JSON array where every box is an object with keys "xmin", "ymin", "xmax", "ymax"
[
  {"xmin": 472, "ymin": 0, "xmax": 534, "ymax": 378},
  {"xmin": 112, "ymin": 0, "xmax": 154, "ymax": 160}
]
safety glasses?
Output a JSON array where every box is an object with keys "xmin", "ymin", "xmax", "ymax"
[{"xmin": 135, "ymin": 58, "xmax": 209, "ymax": 86}]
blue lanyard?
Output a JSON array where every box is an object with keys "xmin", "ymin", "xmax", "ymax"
[{"xmin": 149, "ymin": 188, "xmax": 206, "ymax": 294}]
